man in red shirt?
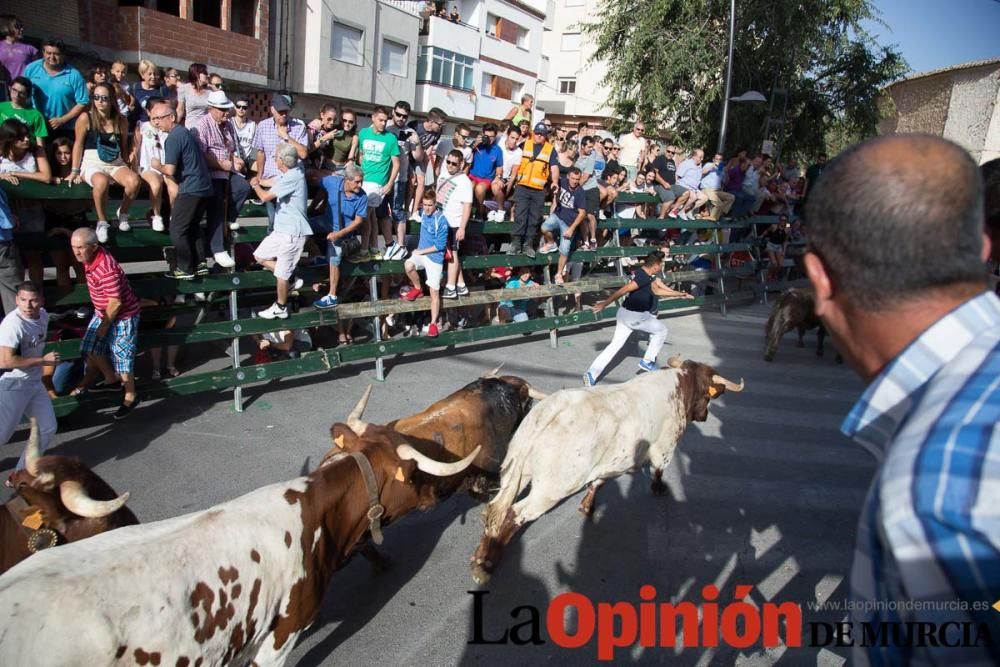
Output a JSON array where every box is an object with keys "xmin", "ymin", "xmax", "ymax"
[{"xmin": 69, "ymin": 227, "xmax": 141, "ymax": 419}]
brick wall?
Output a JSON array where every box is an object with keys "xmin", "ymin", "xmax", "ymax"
[{"xmin": 6, "ymin": 0, "xmax": 80, "ymax": 43}]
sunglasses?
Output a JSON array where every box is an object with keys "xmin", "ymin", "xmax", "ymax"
[
  {"xmin": 665, "ymin": 150, "xmax": 675, "ymax": 155},
  {"xmin": 92, "ymin": 94, "xmax": 111, "ymax": 102},
  {"xmin": 393, "ymin": 111, "xmax": 409, "ymax": 119},
  {"xmin": 150, "ymin": 113, "xmax": 173, "ymax": 121},
  {"xmin": 446, "ymin": 160, "xmax": 460, "ymax": 166},
  {"xmin": 343, "ymin": 120, "xmax": 356, "ymax": 125},
  {"xmin": 214, "ymin": 83, "xmax": 225, "ymax": 89},
  {"xmin": 235, "ymin": 104, "xmax": 248, "ymax": 109},
  {"xmin": 458, "ymin": 134, "xmax": 470, "ymax": 139}
]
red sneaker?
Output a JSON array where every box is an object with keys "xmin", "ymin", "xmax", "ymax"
[
  {"xmin": 401, "ymin": 286, "xmax": 422, "ymax": 301},
  {"xmin": 427, "ymin": 323, "xmax": 439, "ymax": 338}
]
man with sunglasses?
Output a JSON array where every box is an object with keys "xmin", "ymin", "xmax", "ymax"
[
  {"xmin": 0, "ymin": 77, "xmax": 46, "ymax": 146},
  {"xmin": 230, "ymin": 96, "xmax": 256, "ymax": 177},
  {"xmin": 23, "ymin": 39, "xmax": 88, "ymax": 140},
  {"xmin": 357, "ymin": 106, "xmax": 400, "ymax": 261},
  {"xmin": 406, "ymin": 107, "xmax": 446, "ymax": 220},
  {"xmin": 650, "ymin": 143, "xmax": 679, "ymax": 218},
  {"xmin": 384, "ymin": 100, "xmax": 422, "ymax": 261},
  {"xmin": 253, "ymin": 93, "xmax": 309, "ymax": 233},
  {"xmin": 617, "ymin": 121, "xmax": 647, "ymax": 181},
  {"xmin": 436, "ymin": 149, "xmax": 473, "ymax": 300}
]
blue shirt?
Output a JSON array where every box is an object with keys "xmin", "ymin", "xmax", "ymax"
[
  {"xmin": 418, "ymin": 211, "xmax": 449, "ymax": 264},
  {"xmin": 163, "ymin": 125, "xmax": 213, "ymax": 197},
  {"xmin": 555, "ymin": 177, "xmax": 586, "ymax": 225},
  {"xmin": 470, "ymin": 142, "xmax": 503, "ymax": 180},
  {"xmin": 843, "ymin": 291, "xmax": 1000, "ymax": 667},
  {"xmin": 22, "ymin": 60, "xmax": 89, "ymax": 129},
  {"xmin": 0, "ymin": 188, "xmax": 13, "ymax": 242},
  {"xmin": 271, "ymin": 166, "xmax": 311, "ymax": 236},
  {"xmin": 320, "ymin": 175, "xmax": 368, "ymax": 234}
]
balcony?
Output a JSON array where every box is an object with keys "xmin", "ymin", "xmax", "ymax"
[{"xmin": 419, "ymin": 14, "xmax": 481, "ymax": 58}]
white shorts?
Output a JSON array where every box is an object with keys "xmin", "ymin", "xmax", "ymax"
[
  {"xmin": 362, "ymin": 181, "xmax": 384, "ymax": 208},
  {"xmin": 406, "ymin": 253, "xmax": 444, "ymax": 289},
  {"xmin": 81, "ymin": 149, "xmax": 129, "ymax": 186},
  {"xmin": 253, "ymin": 231, "xmax": 306, "ymax": 281}
]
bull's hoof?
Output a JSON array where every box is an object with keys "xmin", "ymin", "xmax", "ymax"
[
  {"xmin": 650, "ymin": 480, "xmax": 667, "ymax": 496},
  {"xmin": 578, "ymin": 503, "xmax": 594, "ymax": 519},
  {"xmin": 471, "ymin": 564, "xmax": 492, "ymax": 585}
]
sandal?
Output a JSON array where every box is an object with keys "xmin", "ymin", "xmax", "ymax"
[
  {"xmin": 166, "ymin": 366, "xmax": 181, "ymax": 378},
  {"xmin": 338, "ymin": 334, "xmax": 350, "ymax": 345}
]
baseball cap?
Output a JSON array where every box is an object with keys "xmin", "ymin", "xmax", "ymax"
[
  {"xmin": 270, "ymin": 93, "xmax": 291, "ymax": 111},
  {"xmin": 533, "ymin": 122, "xmax": 549, "ymax": 135}
]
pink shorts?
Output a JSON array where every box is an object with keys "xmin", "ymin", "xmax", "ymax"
[{"xmin": 470, "ymin": 175, "xmax": 492, "ymax": 187}]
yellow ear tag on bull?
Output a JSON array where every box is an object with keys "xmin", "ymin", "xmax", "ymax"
[
  {"xmin": 22, "ymin": 510, "xmax": 43, "ymax": 530},
  {"xmin": 334, "ymin": 434, "xmax": 345, "ymax": 449},
  {"xmin": 394, "ymin": 466, "xmax": 406, "ymax": 482},
  {"xmin": 707, "ymin": 386, "xmax": 719, "ymax": 398}
]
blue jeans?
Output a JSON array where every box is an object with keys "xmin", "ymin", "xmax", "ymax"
[{"xmin": 391, "ymin": 178, "xmax": 408, "ymax": 224}]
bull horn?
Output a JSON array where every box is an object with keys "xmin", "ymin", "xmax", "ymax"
[
  {"xmin": 527, "ymin": 386, "xmax": 547, "ymax": 401},
  {"xmin": 396, "ymin": 444, "xmax": 482, "ymax": 477},
  {"xmin": 711, "ymin": 374, "xmax": 745, "ymax": 392},
  {"xmin": 347, "ymin": 385, "xmax": 373, "ymax": 435},
  {"xmin": 482, "ymin": 364, "xmax": 504, "ymax": 378},
  {"xmin": 25, "ymin": 417, "xmax": 41, "ymax": 476},
  {"xmin": 667, "ymin": 356, "xmax": 684, "ymax": 369},
  {"xmin": 59, "ymin": 481, "xmax": 130, "ymax": 518}
]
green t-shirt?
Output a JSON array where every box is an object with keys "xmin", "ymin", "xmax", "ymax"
[
  {"xmin": 0, "ymin": 102, "xmax": 48, "ymax": 140},
  {"xmin": 358, "ymin": 126, "xmax": 399, "ymax": 186}
]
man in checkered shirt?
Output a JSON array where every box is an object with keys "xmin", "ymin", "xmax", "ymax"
[
  {"xmin": 804, "ymin": 134, "xmax": 1000, "ymax": 666},
  {"xmin": 253, "ymin": 93, "xmax": 309, "ymax": 233}
]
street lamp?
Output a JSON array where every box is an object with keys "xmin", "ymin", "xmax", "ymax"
[{"xmin": 716, "ymin": 0, "xmax": 767, "ymax": 154}]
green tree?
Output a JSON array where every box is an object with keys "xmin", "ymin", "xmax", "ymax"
[{"xmin": 581, "ymin": 0, "xmax": 907, "ymax": 159}]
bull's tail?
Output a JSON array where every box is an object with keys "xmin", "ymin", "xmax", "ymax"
[
  {"xmin": 763, "ymin": 306, "xmax": 790, "ymax": 362},
  {"xmin": 484, "ymin": 452, "xmax": 529, "ymax": 536}
]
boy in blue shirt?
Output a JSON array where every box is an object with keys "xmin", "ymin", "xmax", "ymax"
[
  {"xmin": 313, "ymin": 167, "xmax": 368, "ymax": 310},
  {"xmin": 469, "ymin": 123, "xmax": 503, "ymax": 218},
  {"xmin": 400, "ymin": 190, "xmax": 449, "ymax": 337}
]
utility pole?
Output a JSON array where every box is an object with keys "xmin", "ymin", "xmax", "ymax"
[{"xmin": 717, "ymin": 0, "xmax": 736, "ymax": 155}]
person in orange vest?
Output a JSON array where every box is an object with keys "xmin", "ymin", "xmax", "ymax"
[{"xmin": 508, "ymin": 122, "xmax": 560, "ymax": 258}]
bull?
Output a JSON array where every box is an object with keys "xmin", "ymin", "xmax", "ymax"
[
  {"xmin": 764, "ymin": 288, "xmax": 839, "ymax": 362},
  {"xmin": 1, "ymin": 418, "xmax": 137, "ymax": 575},
  {"xmin": 470, "ymin": 357, "xmax": 743, "ymax": 584},
  {"xmin": 0, "ymin": 413, "xmax": 479, "ymax": 666}
]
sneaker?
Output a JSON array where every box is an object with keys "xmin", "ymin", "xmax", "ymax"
[
  {"xmin": 213, "ymin": 251, "xmax": 235, "ymax": 268},
  {"xmin": 494, "ymin": 210, "xmax": 506, "ymax": 222},
  {"xmin": 114, "ymin": 395, "xmax": 140, "ymax": 421},
  {"xmin": 523, "ymin": 245, "xmax": 536, "ymax": 259},
  {"xmin": 456, "ymin": 284, "xmax": 470, "ymax": 297},
  {"xmin": 151, "ymin": 215, "xmax": 165, "ymax": 232},
  {"xmin": 116, "ymin": 206, "xmax": 130, "ymax": 231},
  {"xmin": 506, "ymin": 240, "xmax": 522, "ymax": 255},
  {"xmin": 598, "ymin": 210, "xmax": 607, "ymax": 220},
  {"xmin": 400, "ymin": 286, "xmax": 422, "ymax": 301},
  {"xmin": 96, "ymin": 221, "xmax": 110, "ymax": 243},
  {"xmin": 668, "ymin": 209, "xmax": 679, "ymax": 219},
  {"xmin": 538, "ymin": 242, "xmax": 558, "ymax": 254},
  {"xmin": 426, "ymin": 323, "xmax": 439, "ymax": 338},
  {"xmin": 638, "ymin": 359, "xmax": 658, "ymax": 373},
  {"xmin": 394, "ymin": 246, "xmax": 410, "ymax": 261},
  {"xmin": 384, "ymin": 242, "xmax": 400, "ymax": 260},
  {"xmin": 442, "ymin": 286, "xmax": 458, "ymax": 300},
  {"xmin": 164, "ymin": 268, "xmax": 195, "ymax": 280},
  {"xmin": 485, "ymin": 210, "xmax": 496, "ymax": 222},
  {"xmin": 583, "ymin": 371, "xmax": 597, "ymax": 387},
  {"xmin": 347, "ymin": 250, "xmax": 370, "ymax": 263},
  {"xmin": 313, "ymin": 294, "xmax": 339, "ymax": 309},
  {"xmin": 258, "ymin": 302, "xmax": 288, "ymax": 319},
  {"xmin": 369, "ymin": 247, "xmax": 383, "ymax": 261},
  {"xmin": 290, "ymin": 277, "xmax": 305, "ymax": 291},
  {"xmin": 229, "ymin": 220, "xmax": 241, "ymax": 231},
  {"xmin": 196, "ymin": 262, "xmax": 209, "ymax": 276},
  {"xmin": 409, "ymin": 212, "xmax": 421, "ymax": 222}
]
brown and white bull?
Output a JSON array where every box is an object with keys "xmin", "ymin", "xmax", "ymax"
[
  {"xmin": 0, "ymin": 415, "xmax": 480, "ymax": 666},
  {"xmin": 1, "ymin": 418, "xmax": 137, "ymax": 575},
  {"xmin": 470, "ymin": 357, "xmax": 743, "ymax": 584}
]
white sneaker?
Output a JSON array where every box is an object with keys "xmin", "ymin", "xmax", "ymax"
[
  {"xmin": 486, "ymin": 210, "xmax": 498, "ymax": 222},
  {"xmin": 229, "ymin": 220, "xmax": 241, "ymax": 231},
  {"xmin": 495, "ymin": 210, "xmax": 506, "ymax": 222},
  {"xmin": 291, "ymin": 277, "xmax": 304, "ymax": 291},
  {"xmin": 96, "ymin": 221, "xmax": 110, "ymax": 243},
  {"xmin": 116, "ymin": 206, "xmax": 130, "ymax": 230},
  {"xmin": 409, "ymin": 212, "xmax": 421, "ymax": 222},
  {"xmin": 151, "ymin": 215, "xmax": 165, "ymax": 232},
  {"xmin": 213, "ymin": 251, "xmax": 235, "ymax": 268},
  {"xmin": 258, "ymin": 302, "xmax": 288, "ymax": 320},
  {"xmin": 384, "ymin": 243, "xmax": 400, "ymax": 260}
]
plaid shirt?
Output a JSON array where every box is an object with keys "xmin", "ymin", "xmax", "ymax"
[
  {"xmin": 843, "ymin": 291, "xmax": 1000, "ymax": 667},
  {"xmin": 194, "ymin": 114, "xmax": 237, "ymax": 180},
  {"xmin": 253, "ymin": 117, "xmax": 309, "ymax": 179}
]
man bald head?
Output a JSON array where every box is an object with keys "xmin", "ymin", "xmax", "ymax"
[{"xmin": 805, "ymin": 134, "xmax": 985, "ymax": 310}]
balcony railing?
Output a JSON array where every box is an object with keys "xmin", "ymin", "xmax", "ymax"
[{"xmin": 379, "ymin": 0, "xmax": 425, "ymax": 17}]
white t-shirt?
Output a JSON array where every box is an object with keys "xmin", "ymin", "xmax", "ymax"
[
  {"xmin": 231, "ymin": 118, "xmax": 257, "ymax": 163},
  {"xmin": 435, "ymin": 138, "xmax": 472, "ymax": 179},
  {"xmin": 501, "ymin": 145, "xmax": 522, "ymax": 179},
  {"xmin": 138, "ymin": 121, "xmax": 169, "ymax": 172},
  {"xmin": 435, "ymin": 172, "xmax": 473, "ymax": 229},
  {"xmin": 0, "ymin": 308, "xmax": 48, "ymax": 383},
  {"xmin": 618, "ymin": 132, "xmax": 646, "ymax": 168}
]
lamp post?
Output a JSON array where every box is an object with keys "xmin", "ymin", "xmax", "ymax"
[{"xmin": 717, "ymin": 0, "xmax": 736, "ymax": 156}]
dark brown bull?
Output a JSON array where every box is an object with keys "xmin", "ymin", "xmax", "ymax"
[
  {"xmin": 1, "ymin": 418, "xmax": 138, "ymax": 574},
  {"xmin": 764, "ymin": 288, "xmax": 840, "ymax": 362}
]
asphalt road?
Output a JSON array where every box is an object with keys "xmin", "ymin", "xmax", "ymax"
[{"xmin": 1, "ymin": 302, "xmax": 871, "ymax": 666}]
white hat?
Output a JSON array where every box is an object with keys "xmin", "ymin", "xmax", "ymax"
[{"xmin": 206, "ymin": 90, "xmax": 234, "ymax": 110}]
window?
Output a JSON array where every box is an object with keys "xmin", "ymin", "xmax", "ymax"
[
  {"xmin": 483, "ymin": 73, "xmax": 518, "ymax": 101},
  {"xmin": 192, "ymin": 1, "xmax": 221, "ymax": 27},
  {"xmin": 558, "ymin": 78, "xmax": 576, "ymax": 95},
  {"xmin": 417, "ymin": 47, "xmax": 475, "ymax": 91},
  {"xmin": 561, "ymin": 32, "xmax": 581, "ymax": 51},
  {"xmin": 380, "ymin": 39, "xmax": 408, "ymax": 77},
  {"xmin": 487, "ymin": 13, "xmax": 529, "ymax": 48},
  {"xmin": 153, "ymin": 0, "xmax": 179, "ymax": 16},
  {"xmin": 230, "ymin": 0, "xmax": 257, "ymax": 37},
  {"xmin": 332, "ymin": 22, "xmax": 364, "ymax": 66}
]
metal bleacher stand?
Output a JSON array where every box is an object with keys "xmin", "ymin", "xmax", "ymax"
[{"xmin": 2, "ymin": 179, "xmax": 760, "ymax": 417}]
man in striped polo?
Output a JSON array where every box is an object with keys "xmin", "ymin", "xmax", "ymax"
[
  {"xmin": 804, "ymin": 134, "xmax": 1000, "ymax": 666},
  {"xmin": 69, "ymin": 227, "xmax": 141, "ymax": 420}
]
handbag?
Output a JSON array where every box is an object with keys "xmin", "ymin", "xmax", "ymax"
[{"xmin": 96, "ymin": 132, "xmax": 121, "ymax": 163}]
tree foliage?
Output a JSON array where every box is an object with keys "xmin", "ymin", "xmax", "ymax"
[{"xmin": 581, "ymin": 0, "xmax": 907, "ymax": 159}]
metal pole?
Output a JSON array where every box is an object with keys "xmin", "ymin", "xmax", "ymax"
[
  {"xmin": 717, "ymin": 0, "xmax": 736, "ymax": 156},
  {"xmin": 369, "ymin": 275, "xmax": 385, "ymax": 381},
  {"xmin": 713, "ymin": 229, "xmax": 728, "ymax": 317},
  {"xmin": 541, "ymin": 263, "xmax": 557, "ymax": 349},
  {"xmin": 229, "ymin": 286, "xmax": 243, "ymax": 412}
]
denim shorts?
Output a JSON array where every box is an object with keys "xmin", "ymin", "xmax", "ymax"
[
  {"xmin": 327, "ymin": 236, "xmax": 361, "ymax": 267},
  {"xmin": 541, "ymin": 214, "xmax": 577, "ymax": 257}
]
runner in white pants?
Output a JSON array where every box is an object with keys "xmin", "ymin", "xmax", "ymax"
[
  {"xmin": 585, "ymin": 250, "xmax": 693, "ymax": 385},
  {"xmin": 0, "ymin": 281, "xmax": 59, "ymax": 470}
]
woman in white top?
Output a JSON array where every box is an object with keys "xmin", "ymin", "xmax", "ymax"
[
  {"xmin": 176, "ymin": 63, "xmax": 212, "ymax": 129},
  {"xmin": 136, "ymin": 96, "xmax": 177, "ymax": 233},
  {"xmin": 0, "ymin": 118, "xmax": 51, "ymax": 284}
]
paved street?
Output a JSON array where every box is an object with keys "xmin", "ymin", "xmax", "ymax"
[{"xmin": 1, "ymin": 302, "xmax": 872, "ymax": 666}]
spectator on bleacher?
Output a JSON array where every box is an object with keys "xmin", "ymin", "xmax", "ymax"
[
  {"xmin": 497, "ymin": 266, "xmax": 538, "ymax": 323},
  {"xmin": 617, "ymin": 122, "xmax": 647, "ymax": 181},
  {"xmin": 23, "ymin": 39, "xmax": 88, "ymax": 140},
  {"xmin": 0, "ymin": 185, "xmax": 19, "ymax": 314},
  {"xmin": 253, "ymin": 328, "xmax": 312, "ymax": 362},
  {"xmin": 516, "ymin": 119, "xmax": 530, "ymax": 147},
  {"xmin": 148, "ymin": 98, "xmax": 214, "ymax": 280},
  {"xmin": 435, "ymin": 122, "xmax": 472, "ymax": 179},
  {"xmin": 176, "ymin": 62, "xmax": 211, "ymax": 130},
  {"xmin": 400, "ymin": 188, "xmax": 448, "ymax": 337},
  {"xmin": 436, "ymin": 149, "xmax": 473, "ymax": 300},
  {"xmin": 504, "ymin": 93, "xmax": 534, "ymax": 130},
  {"xmin": 575, "ymin": 135, "xmax": 600, "ymax": 250},
  {"xmin": 250, "ymin": 143, "xmax": 310, "ymax": 320},
  {"xmin": 592, "ymin": 137, "xmax": 607, "ymax": 179},
  {"xmin": 253, "ymin": 93, "xmax": 309, "ymax": 233},
  {"xmin": 604, "ymin": 143, "xmax": 622, "ymax": 177},
  {"xmin": 406, "ymin": 107, "xmax": 445, "ymax": 219},
  {"xmin": 667, "ymin": 149, "xmax": 705, "ymax": 220},
  {"xmin": 509, "ymin": 122, "xmax": 559, "ymax": 258},
  {"xmin": 109, "ymin": 60, "xmax": 134, "ymax": 119},
  {"xmin": 136, "ymin": 96, "xmax": 175, "ymax": 233},
  {"xmin": 70, "ymin": 82, "xmax": 141, "ymax": 243},
  {"xmin": 230, "ymin": 96, "xmax": 257, "ymax": 177},
  {"xmin": 69, "ymin": 227, "xmax": 141, "ymax": 419},
  {"xmin": 357, "ymin": 105, "xmax": 400, "ymax": 261},
  {"xmin": 650, "ymin": 143, "xmax": 677, "ymax": 218},
  {"xmin": 312, "ymin": 164, "xmax": 367, "ymax": 311},
  {"xmin": 162, "ymin": 67, "xmax": 180, "ymax": 100},
  {"xmin": 44, "ymin": 136, "xmax": 87, "ymax": 288},
  {"xmin": 1, "ymin": 78, "xmax": 46, "ymax": 145},
  {"xmin": 761, "ymin": 213, "xmax": 789, "ymax": 282},
  {"xmin": 540, "ymin": 166, "xmax": 587, "ymax": 285},
  {"xmin": 0, "ymin": 15, "xmax": 37, "ymax": 90},
  {"xmin": 489, "ymin": 124, "xmax": 521, "ymax": 223},
  {"xmin": 742, "ymin": 154, "xmax": 766, "ymax": 214},
  {"xmin": 132, "ymin": 60, "xmax": 168, "ymax": 125},
  {"xmin": 386, "ymin": 100, "xmax": 421, "ymax": 260},
  {"xmin": 208, "ymin": 73, "xmax": 224, "ymax": 92},
  {"xmin": 193, "ymin": 90, "xmax": 247, "ymax": 268},
  {"xmin": 556, "ymin": 140, "xmax": 578, "ymax": 170},
  {"xmin": 0, "ymin": 118, "xmax": 50, "ymax": 284},
  {"xmin": 0, "ymin": 280, "xmax": 59, "ymax": 466},
  {"xmin": 724, "ymin": 155, "xmax": 755, "ymax": 219},
  {"xmin": 308, "ymin": 104, "xmax": 340, "ymax": 170},
  {"xmin": 469, "ymin": 122, "xmax": 503, "ymax": 218},
  {"xmin": 693, "ymin": 152, "xmax": 734, "ymax": 221}
]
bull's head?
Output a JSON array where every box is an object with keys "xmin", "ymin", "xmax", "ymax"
[
  {"xmin": 9, "ymin": 418, "xmax": 134, "ymax": 531},
  {"xmin": 667, "ymin": 356, "xmax": 744, "ymax": 422}
]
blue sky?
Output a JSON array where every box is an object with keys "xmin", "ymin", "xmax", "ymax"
[{"xmin": 863, "ymin": 0, "xmax": 1000, "ymax": 76}]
